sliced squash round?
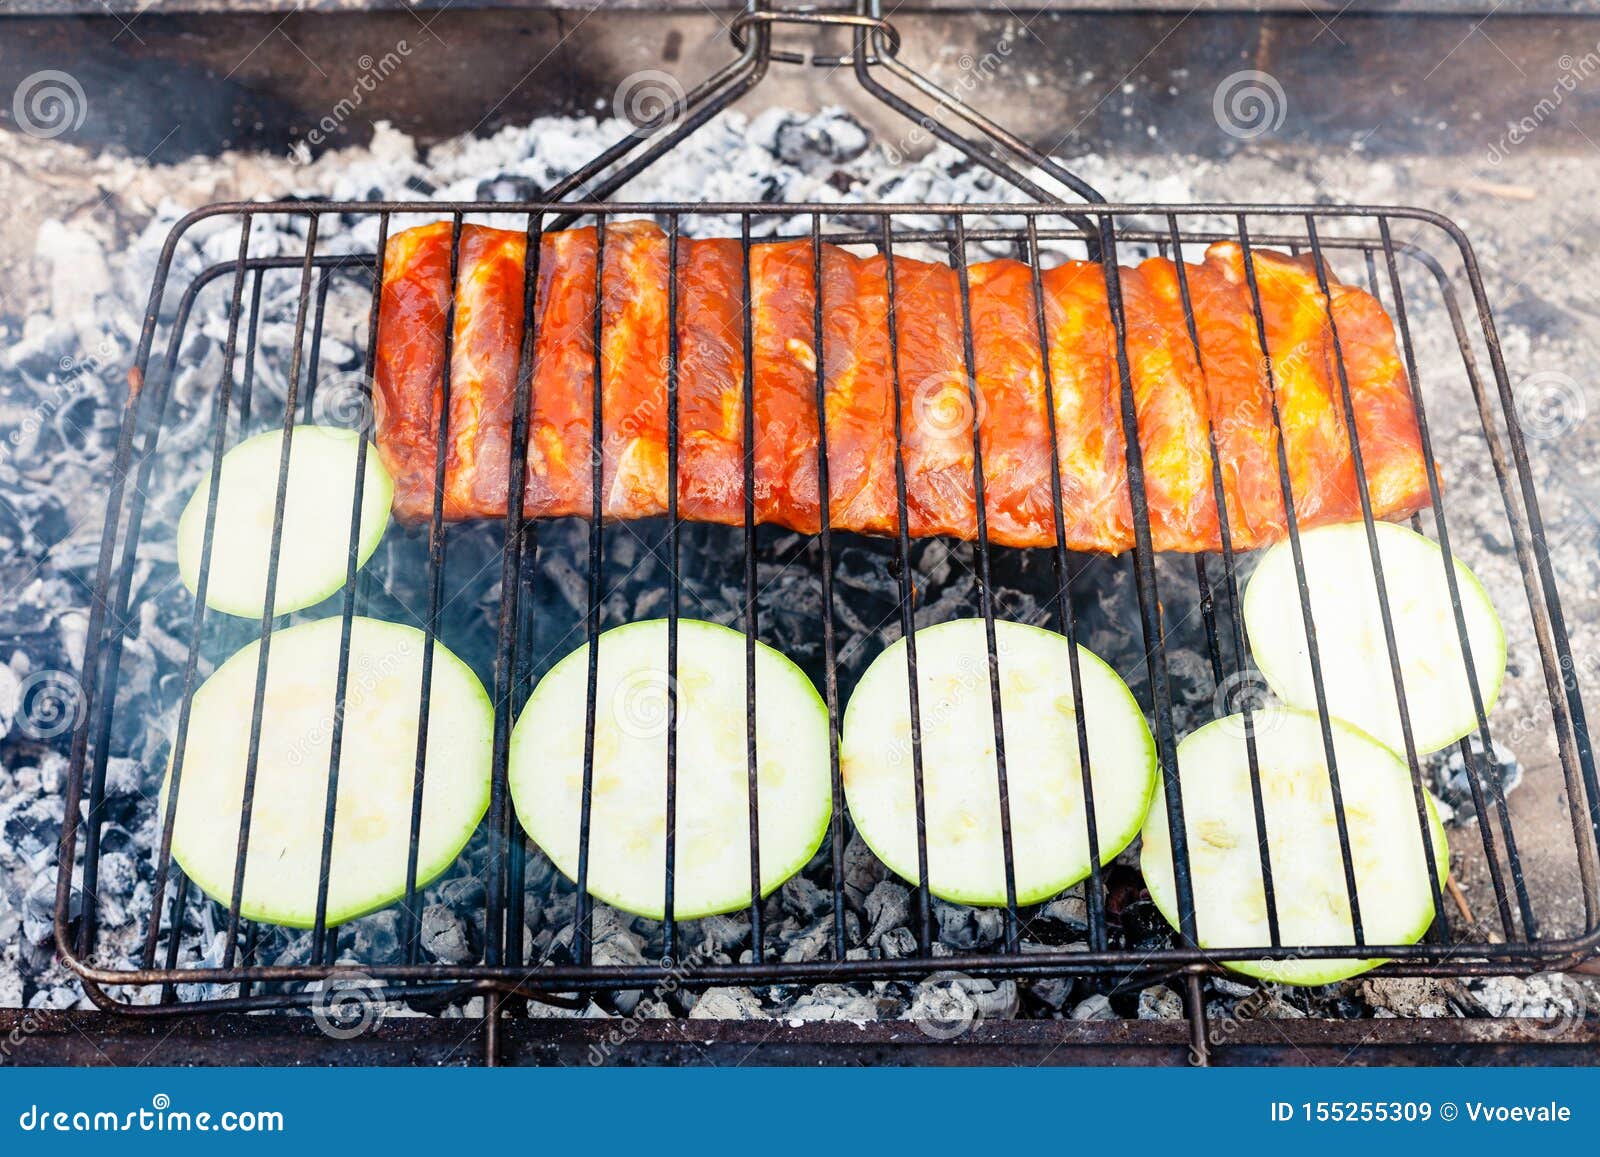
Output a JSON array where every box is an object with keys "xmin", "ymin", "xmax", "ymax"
[
  {"xmin": 509, "ymin": 619, "xmax": 832, "ymax": 921},
  {"xmin": 1141, "ymin": 709, "xmax": 1449, "ymax": 985},
  {"xmin": 164, "ymin": 616, "xmax": 492, "ymax": 928},
  {"xmin": 841, "ymin": 618, "xmax": 1156, "ymax": 908},
  {"xmin": 1243, "ymin": 520, "xmax": 1504, "ymax": 755},
  {"xmin": 178, "ymin": 425, "xmax": 393, "ymax": 619}
]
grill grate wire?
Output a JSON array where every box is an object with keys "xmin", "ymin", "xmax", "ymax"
[{"xmin": 50, "ymin": 0, "xmax": 1600, "ymax": 1068}]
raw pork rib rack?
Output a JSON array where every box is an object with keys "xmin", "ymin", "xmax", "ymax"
[
  {"xmin": 371, "ymin": 220, "xmax": 1432, "ymax": 553},
  {"xmin": 55, "ymin": 1, "xmax": 1600, "ymax": 1065}
]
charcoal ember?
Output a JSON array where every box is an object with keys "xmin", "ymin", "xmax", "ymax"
[
  {"xmin": 344, "ymin": 909, "xmax": 403, "ymax": 964},
  {"xmin": 1361, "ymin": 976, "xmax": 1465, "ymax": 1018},
  {"xmin": 419, "ymin": 904, "xmax": 474, "ymax": 964},
  {"xmin": 786, "ymin": 983, "xmax": 882, "ymax": 1022},
  {"xmin": 101, "ymin": 757, "xmax": 145, "ymax": 799},
  {"xmin": 476, "ymin": 174, "xmax": 543, "ymax": 202},
  {"xmin": 1210, "ymin": 976, "xmax": 1255, "ymax": 999},
  {"xmin": 1206, "ymin": 977, "xmax": 1307, "ymax": 1023},
  {"xmin": 526, "ymin": 996, "xmax": 600, "ymax": 1020},
  {"xmin": 1028, "ymin": 976, "xmax": 1075, "ymax": 1012},
  {"xmin": 864, "ymin": 879, "xmax": 910, "ymax": 946},
  {"xmin": 591, "ymin": 910, "xmax": 648, "ymax": 969},
  {"xmin": 1070, "ymin": 993, "xmax": 1116, "ymax": 1021},
  {"xmin": 1425, "ymin": 736, "xmax": 1521, "ymax": 826},
  {"xmin": 1032, "ymin": 892, "xmax": 1089, "ymax": 941},
  {"xmin": 780, "ymin": 874, "xmax": 831, "ymax": 922},
  {"xmin": 694, "ymin": 913, "xmax": 748, "ymax": 958},
  {"xmin": 0, "ymin": 664, "xmax": 18, "ymax": 738},
  {"xmin": 0, "ymin": 577, "xmax": 80, "ymax": 640},
  {"xmin": 932, "ymin": 900, "xmax": 1005, "ymax": 950},
  {"xmin": 842, "ymin": 833, "xmax": 886, "ymax": 913},
  {"xmin": 908, "ymin": 974, "xmax": 1017, "ymax": 1026},
  {"xmin": 2, "ymin": 315, "xmax": 77, "ymax": 378},
  {"xmin": 528, "ymin": 927, "xmax": 555, "ymax": 961},
  {"xmin": 28, "ymin": 983, "xmax": 82, "ymax": 1011},
  {"xmin": 770, "ymin": 109, "xmax": 870, "ymax": 169},
  {"xmin": 1137, "ymin": 984, "xmax": 1184, "ymax": 1020},
  {"xmin": 3, "ymin": 796, "xmax": 64, "ymax": 874},
  {"xmin": 22, "ymin": 868, "xmax": 69, "ymax": 947},
  {"xmin": 779, "ymin": 916, "xmax": 832, "ymax": 964},
  {"xmin": 878, "ymin": 926, "xmax": 918, "ymax": 959},
  {"xmin": 689, "ymin": 987, "xmax": 769, "ymax": 1020},
  {"xmin": 90, "ymin": 852, "xmax": 138, "ymax": 925}
]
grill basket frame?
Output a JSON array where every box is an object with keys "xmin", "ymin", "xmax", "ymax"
[{"xmin": 49, "ymin": 0, "xmax": 1600, "ymax": 1062}]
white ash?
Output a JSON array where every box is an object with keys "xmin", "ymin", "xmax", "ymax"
[
  {"xmin": 1362, "ymin": 977, "xmax": 1469, "ymax": 1019},
  {"xmin": 1137, "ymin": 984, "xmax": 1184, "ymax": 1020},
  {"xmin": 0, "ymin": 102, "xmax": 1591, "ymax": 1032},
  {"xmin": 1465, "ymin": 972, "xmax": 1599, "ymax": 1021}
]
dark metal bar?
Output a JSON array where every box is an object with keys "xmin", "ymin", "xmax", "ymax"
[
  {"xmin": 310, "ymin": 213, "xmax": 391, "ymax": 961},
  {"xmin": 399, "ymin": 212, "xmax": 465, "ymax": 966},
  {"xmin": 1165, "ymin": 216, "xmax": 1282, "ymax": 949},
  {"xmin": 1184, "ymin": 973, "xmax": 1211, "ymax": 1067},
  {"xmin": 1302, "ymin": 217, "xmax": 1450, "ymax": 945},
  {"xmin": 739, "ymin": 213, "xmax": 765, "ymax": 962},
  {"xmin": 1024, "ymin": 217, "xmax": 1106, "ymax": 951},
  {"xmin": 137, "ymin": 216, "xmax": 254, "ymax": 970},
  {"xmin": 222, "ymin": 213, "xmax": 323, "ymax": 968},
  {"xmin": 506, "ymin": 527, "xmax": 541, "ymax": 985},
  {"xmin": 663, "ymin": 214, "xmax": 682, "ymax": 958},
  {"xmin": 484, "ymin": 209, "xmax": 546, "ymax": 969},
  {"xmin": 238, "ymin": 268, "xmax": 265, "ymax": 427},
  {"xmin": 157, "ymin": 871, "xmax": 189, "ymax": 1007},
  {"xmin": 878, "ymin": 214, "xmax": 934, "ymax": 950},
  {"xmin": 1234, "ymin": 216, "xmax": 1365, "ymax": 947},
  {"xmin": 1408, "ymin": 242, "xmax": 1595, "ymax": 929},
  {"xmin": 1096, "ymin": 218, "xmax": 1197, "ymax": 944},
  {"xmin": 71, "ymin": 932, "xmax": 1599, "ymax": 999},
  {"xmin": 806, "ymin": 214, "xmax": 849, "ymax": 962},
  {"xmin": 1376, "ymin": 221, "xmax": 1534, "ymax": 938},
  {"xmin": 573, "ymin": 217, "xmax": 608, "ymax": 966},
  {"xmin": 948, "ymin": 214, "xmax": 1019, "ymax": 951},
  {"xmin": 299, "ymin": 269, "xmax": 333, "ymax": 423}
]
